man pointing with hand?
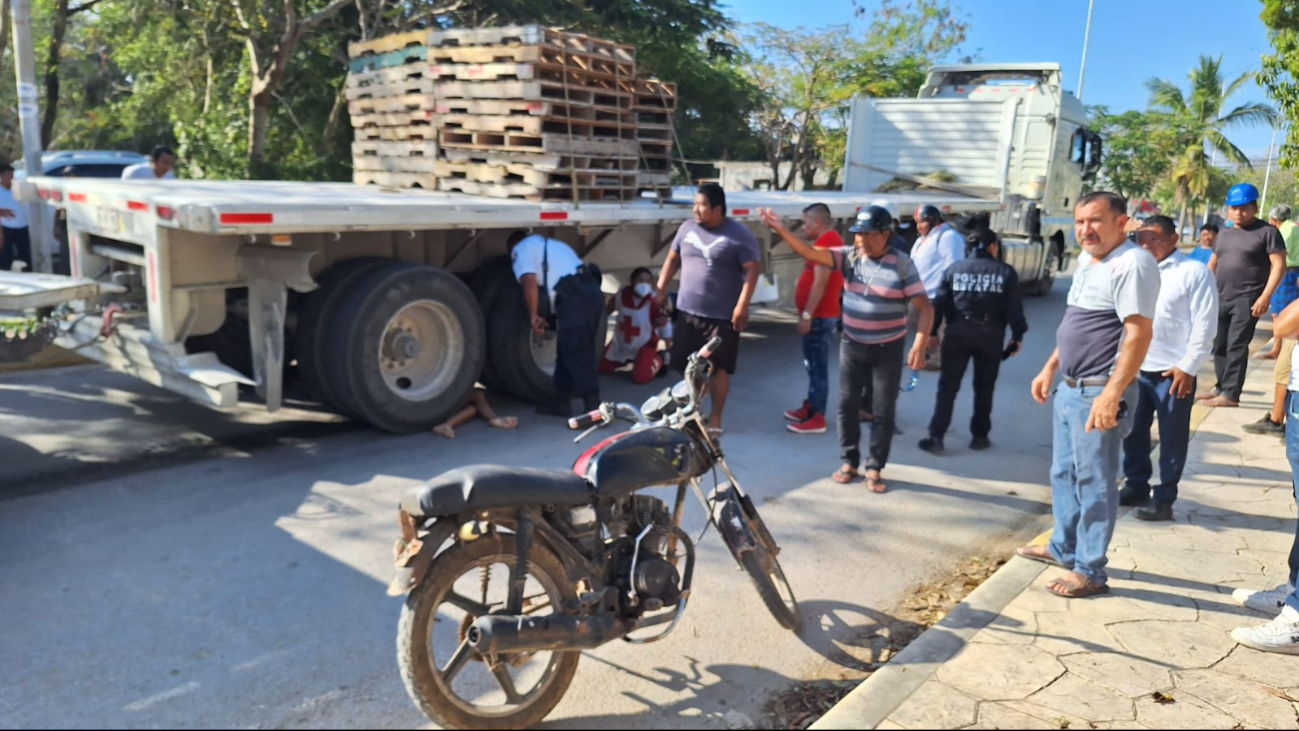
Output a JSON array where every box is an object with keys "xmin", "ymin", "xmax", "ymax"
[{"xmin": 1016, "ymin": 192, "xmax": 1159, "ymax": 599}]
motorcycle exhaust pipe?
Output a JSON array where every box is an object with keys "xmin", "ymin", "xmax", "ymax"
[{"xmin": 466, "ymin": 614, "xmax": 631, "ymax": 654}]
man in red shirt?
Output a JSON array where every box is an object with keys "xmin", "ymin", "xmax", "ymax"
[{"xmin": 775, "ymin": 203, "xmax": 845, "ymax": 434}]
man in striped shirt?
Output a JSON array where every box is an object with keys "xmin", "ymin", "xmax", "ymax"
[{"xmin": 762, "ymin": 205, "xmax": 932, "ymax": 493}]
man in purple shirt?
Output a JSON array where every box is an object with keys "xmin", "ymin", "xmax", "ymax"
[{"xmin": 655, "ymin": 184, "xmax": 761, "ymax": 436}]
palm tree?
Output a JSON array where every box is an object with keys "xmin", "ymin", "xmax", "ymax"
[{"xmin": 1146, "ymin": 55, "xmax": 1278, "ymax": 235}]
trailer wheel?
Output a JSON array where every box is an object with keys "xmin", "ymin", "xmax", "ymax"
[
  {"xmin": 293, "ymin": 257, "xmax": 393, "ymax": 407},
  {"xmin": 324, "ymin": 262, "xmax": 485, "ymax": 433},
  {"xmin": 487, "ymin": 281, "xmax": 609, "ymax": 403},
  {"xmin": 185, "ymin": 289, "xmax": 253, "ymax": 379}
]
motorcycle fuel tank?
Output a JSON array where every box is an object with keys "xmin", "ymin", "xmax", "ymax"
[{"xmin": 572, "ymin": 426, "xmax": 698, "ymax": 499}]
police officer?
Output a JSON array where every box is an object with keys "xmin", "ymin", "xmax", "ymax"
[
  {"xmin": 510, "ymin": 230, "xmax": 606, "ymax": 417},
  {"xmin": 919, "ymin": 224, "xmax": 1027, "ymax": 453}
]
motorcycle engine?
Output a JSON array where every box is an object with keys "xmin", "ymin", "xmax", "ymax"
[{"xmin": 612, "ymin": 495, "xmax": 681, "ymax": 615}]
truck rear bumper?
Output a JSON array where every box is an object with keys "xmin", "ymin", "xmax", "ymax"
[{"xmin": 55, "ymin": 316, "xmax": 255, "ymax": 409}]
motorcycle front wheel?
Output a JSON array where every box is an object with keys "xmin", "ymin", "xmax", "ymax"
[
  {"xmin": 714, "ymin": 484, "xmax": 802, "ymax": 632},
  {"xmin": 397, "ymin": 537, "xmax": 580, "ymax": 730}
]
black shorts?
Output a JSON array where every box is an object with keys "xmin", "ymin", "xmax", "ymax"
[{"xmin": 672, "ymin": 311, "xmax": 740, "ymax": 374}]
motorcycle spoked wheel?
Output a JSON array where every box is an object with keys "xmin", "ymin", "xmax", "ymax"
[
  {"xmin": 397, "ymin": 538, "xmax": 580, "ymax": 731},
  {"xmin": 712, "ymin": 484, "xmax": 802, "ymax": 632}
]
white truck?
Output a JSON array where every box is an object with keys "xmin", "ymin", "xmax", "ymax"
[{"xmin": 6, "ymin": 62, "xmax": 1098, "ymax": 433}]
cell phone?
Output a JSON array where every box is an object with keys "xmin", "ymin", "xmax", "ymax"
[
  {"xmin": 1001, "ymin": 342, "xmax": 1018, "ymax": 361},
  {"xmin": 1117, "ymin": 399, "xmax": 1129, "ymax": 420}
]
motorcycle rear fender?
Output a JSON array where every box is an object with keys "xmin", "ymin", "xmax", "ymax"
[{"xmin": 387, "ymin": 512, "xmax": 458, "ymax": 597}]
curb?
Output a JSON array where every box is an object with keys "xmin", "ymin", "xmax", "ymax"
[{"xmin": 810, "ymin": 556, "xmax": 1047, "ymax": 730}]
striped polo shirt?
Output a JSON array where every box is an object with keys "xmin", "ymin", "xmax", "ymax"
[{"xmin": 831, "ymin": 247, "xmax": 926, "ymax": 345}]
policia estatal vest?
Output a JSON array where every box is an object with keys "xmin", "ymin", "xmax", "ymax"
[{"xmin": 919, "ymin": 226, "xmax": 1028, "ymax": 452}]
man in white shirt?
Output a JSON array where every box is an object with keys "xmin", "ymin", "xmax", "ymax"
[
  {"xmin": 1120, "ymin": 215, "xmax": 1219, "ymax": 521},
  {"xmin": 0, "ymin": 162, "xmax": 32, "ymax": 272},
  {"xmin": 509, "ymin": 230, "xmax": 605, "ymax": 417},
  {"xmin": 911, "ymin": 205, "xmax": 965, "ymax": 368},
  {"xmin": 121, "ymin": 145, "xmax": 177, "ymax": 180}
]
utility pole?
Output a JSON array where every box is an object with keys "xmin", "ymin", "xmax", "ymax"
[
  {"xmin": 1262, "ymin": 125, "xmax": 1279, "ymax": 213},
  {"xmin": 1077, "ymin": 0, "xmax": 1096, "ymax": 101},
  {"xmin": 11, "ymin": 0, "xmax": 49, "ymax": 273}
]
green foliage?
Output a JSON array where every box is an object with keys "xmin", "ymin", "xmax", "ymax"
[
  {"xmin": 1261, "ymin": 0, "xmax": 1299, "ymax": 167},
  {"xmin": 1087, "ymin": 106, "xmax": 1176, "ymax": 202}
]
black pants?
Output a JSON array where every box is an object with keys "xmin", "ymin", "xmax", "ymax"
[
  {"xmin": 838, "ymin": 337, "xmax": 905, "ymax": 470},
  {"xmin": 1213, "ymin": 295, "xmax": 1259, "ymax": 402},
  {"xmin": 553, "ymin": 277, "xmax": 605, "ymax": 403},
  {"xmin": 0, "ymin": 226, "xmax": 31, "ymax": 272},
  {"xmin": 927, "ymin": 322, "xmax": 1003, "ymax": 439}
]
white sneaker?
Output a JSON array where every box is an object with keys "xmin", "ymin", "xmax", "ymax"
[
  {"xmin": 1231, "ymin": 605, "xmax": 1299, "ymax": 655},
  {"xmin": 1232, "ymin": 583, "xmax": 1296, "ymax": 614}
]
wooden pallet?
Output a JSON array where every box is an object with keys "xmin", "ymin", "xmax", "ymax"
[
  {"xmin": 353, "ymin": 155, "xmax": 438, "ymax": 173},
  {"xmin": 426, "ymin": 59, "xmax": 635, "ymax": 85},
  {"xmin": 436, "ymin": 113, "xmax": 637, "ymax": 140},
  {"xmin": 637, "ymin": 171, "xmax": 672, "ymax": 187},
  {"xmin": 630, "ymin": 79, "xmax": 678, "ymax": 111},
  {"xmin": 639, "ymin": 155, "xmax": 673, "ymax": 173},
  {"xmin": 353, "ymin": 125, "xmax": 436, "ymax": 142},
  {"xmin": 431, "ymin": 98, "xmax": 632, "ymax": 125},
  {"xmin": 438, "ymin": 178, "xmax": 638, "ymax": 202},
  {"xmin": 345, "ymin": 63, "xmax": 429, "ymax": 95},
  {"xmin": 440, "ymin": 129, "xmax": 642, "ymax": 154},
  {"xmin": 442, "ymin": 147, "xmax": 639, "ymax": 172},
  {"xmin": 348, "ymin": 30, "xmax": 427, "ymax": 59},
  {"xmin": 352, "ymin": 140, "xmax": 440, "ymax": 158},
  {"xmin": 350, "ymin": 109, "xmax": 435, "ymax": 128},
  {"xmin": 348, "ymin": 93, "xmax": 436, "ymax": 116},
  {"xmin": 433, "ymin": 80, "xmax": 631, "ymax": 111},
  {"xmin": 635, "ymin": 123, "xmax": 673, "ymax": 142},
  {"xmin": 354, "ymin": 171, "xmax": 439, "ymax": 188},
  {"xmin": 349, "ymin": 46, "xmax": 428, "ymax": 74},
  {"xmin": 436, "ymin": 160, "xmax": 638, "ymax": 188},
  {"xmin": 427, "ymin": 25, "xmax": 635, "ymax": 64},
  {"xmin": 345, "ymin": 76, "xmax": 434, "ymax": 102},
  {"xmin": 427, "ymin": 43, "xmax": 634, "ymax": 78}
]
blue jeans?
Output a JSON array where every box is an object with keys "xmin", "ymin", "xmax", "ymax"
[
  {"xmin": 1282, "ymin": 392, "xmax": 1299, "ymax": 611},
  {"xmin": 803, "ymin": 317, "xmax": 835, "ymax": 416},
  {"xmin": 1048, "ymin": 381, "xmax": 1137, "ymax": 585},
  {"xmin": 1122, "ymin": 370, "xmax": 1196, "ymax": 504}
]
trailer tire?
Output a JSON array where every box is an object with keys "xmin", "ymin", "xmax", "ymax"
[
  {"xmin": 323, "ymin": 262, "xmax": 485, "ymax": 433},
  {"xmin": 185, "ymin": 289, "xmax": 254, "ymax": 380},
  {"xmin": 487, "ymin": 281, "xmax": 609, "ymax": 403},
  {"xmin": 293, "ymin": 257, "xmax": 393, "ymax": 408}
]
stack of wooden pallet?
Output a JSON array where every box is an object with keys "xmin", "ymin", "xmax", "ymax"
[{"xmin": 345, "ymin": 26, "xmax": 676, "ymax": 202}]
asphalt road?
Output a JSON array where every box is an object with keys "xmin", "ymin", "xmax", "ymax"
[{"xmin": 0, "ymin": 279, "xmax": 1069, "ymax": 730}]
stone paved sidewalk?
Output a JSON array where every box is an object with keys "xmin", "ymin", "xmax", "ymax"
[{"xmin": 815, "ymin": 357, "xmax": 1299, "ymax": 730}]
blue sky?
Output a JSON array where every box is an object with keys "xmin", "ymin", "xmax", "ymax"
[{"xmin": 726, "ymin": 0, "xmax": 1280, "ymax": 159}]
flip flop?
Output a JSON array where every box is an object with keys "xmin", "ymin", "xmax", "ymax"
[
  {"xmin": 1203, "ymin": 396, "xmax": 1239, "ymax": 408},
  {"xmin": 489, "ymin": 416, "xmax": 518, "ymax": 430},
  {"xmin": 1046, "ymin": 573, "xmax": 1109, "ymax": 599},
  {"xmin": 864, "ymin": 472, "xmax": 887, "ymax": 493},
  {"xmin": 1015, "ymin": 545, "xmax": 1065, "ymax": 568},
  {"xmin": 831, "ymin": 466, "xmax": 859, "ymax": 484}
]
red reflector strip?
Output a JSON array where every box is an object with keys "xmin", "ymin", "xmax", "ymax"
[
  {"xmin": 219, "ymin": 212, "xmax": 274, "ymax": 225},
  {"xmin": 147, "ymin": 251, "xmax": 158, "ymax": 303},
  {"xmin": 732, "ymin": 208, "xmax": 750, "ymax": 216},
  {"xmin": 50, "ymin": 191, "xmax": 62, "ymax": 202},
  {"xmin": 156, "ymin": 205, "xmax": 174, "ymax": 220},
  {"xmin": 127, "ymin": 200, "xmax": 148, "ymax": 211},
  {"xmin": 539, "ymin": 211, "xmax": 568, "ymax": 221},
  {"xmin": 37, "ymin": 188, "xmax": 49, "ymax": 200},
  {"xmin": 69, "ymin": 192, "xmax": 87, "ymax": 203}
]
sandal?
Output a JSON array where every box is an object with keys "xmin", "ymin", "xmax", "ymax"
[
  {"xmin": 1046, "ymin": 572, "xmax": 1109, "ymax": 598},
  {"xmin": 1015, "ymin": 545, "xmax": 1065, "ymax": 568},
  {"xmin": 488, "ymin": 416, "xmax": 518, "ymax": 430},
  {"xmin": 864, "ymin": 471, "xmax": 887, "ymax": 493},
  {"xmin": 1203, "ymin": 396, "xmax": 1239, "ymax": 408},
  {"xmin": 831, "ymin": 466, "xmax": 859, "ymax": 484}
]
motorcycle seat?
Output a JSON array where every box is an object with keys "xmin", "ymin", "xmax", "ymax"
[{"xmin": 401, "ymin": 465, "xmax": 592, "ymax": 518}]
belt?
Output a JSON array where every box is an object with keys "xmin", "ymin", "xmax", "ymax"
[
  {"xmin": 958, "ymin": 313, "xmax": 996, "ymax": 324},
  {"xmin": 1062, "ymin": 376, "xmax": 1109, "ymax": 388}
]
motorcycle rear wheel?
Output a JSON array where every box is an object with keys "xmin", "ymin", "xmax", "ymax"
[{"xmin": 397, "ymin": 537, "xmax": 580, "ymax": 730}]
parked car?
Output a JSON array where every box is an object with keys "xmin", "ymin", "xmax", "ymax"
[{"xmin": 13, "ymin": 150, "xmax": 147, "ymax": 179}]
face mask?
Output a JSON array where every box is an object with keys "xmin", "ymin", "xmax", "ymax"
[{"xmin": 634, "ymin": 282, "xmax": 653, "ymax": 298}]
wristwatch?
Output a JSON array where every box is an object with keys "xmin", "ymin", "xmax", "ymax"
[{"xmin": 800, "ymin": 311, "xmax": 812, "ymax": 322}]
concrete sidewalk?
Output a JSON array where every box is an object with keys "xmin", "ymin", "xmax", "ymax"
[{"xmin": 815, "ymin": 357, "xmax": 1299, "ymax": 730}]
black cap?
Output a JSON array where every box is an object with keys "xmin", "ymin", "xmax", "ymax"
[
  {"xmin": 848, "ymin": 205, "xmax": 893, "ymax": 233},
  {"xmin": 915, "ymin": 204, "xmax": 942, "ymax": 222}
]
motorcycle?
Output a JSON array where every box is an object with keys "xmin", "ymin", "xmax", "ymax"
[{"xmin": 388, "ymin": 336, "xmax": 799, "ymax": 730}]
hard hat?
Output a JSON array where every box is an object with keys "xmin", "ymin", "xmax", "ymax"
[
  {"xmin": 848, "ymin": 205, "xmax": 894, "ymax": 233},
  {"xmin": 1226, "ymin": 183, "xmax": 1260, "ymax": 207},
  {"xmin": 915, "ymin": 204, "xmax": 943, "ymax": 222}
]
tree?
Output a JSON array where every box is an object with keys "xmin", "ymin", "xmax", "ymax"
[
  {"xmin": 1146, "ymin": 55, "xmax": 1277, "ymax": 234},
  {"xmin": 40, "ymin": 0, "xmax": 108, "ymax": 146},
  {"xmin": 1261, "ymin": 0, "xmax": 1299, "ymax": 167},
  {"xmin": 1087, "ymin": 107, "xmax": 1175, "ymax": 205}
]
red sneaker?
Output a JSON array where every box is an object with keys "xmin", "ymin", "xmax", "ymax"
[
  {"xmin": 784, "ymin": 400, "xmax": 813, "ymax": 422},
  {"xmin": 788, "ymin": 413, "xmax": 828, "ymax": 434}
]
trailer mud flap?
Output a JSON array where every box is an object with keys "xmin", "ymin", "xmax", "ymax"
[{"xmin": 237, "ymin": 247, "xmax": 317, "ymax": 412}]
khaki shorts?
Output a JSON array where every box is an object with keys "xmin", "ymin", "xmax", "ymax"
[{"xmin": 1275, "ymin": 339, "xmax": 1296, "ymax": 385}]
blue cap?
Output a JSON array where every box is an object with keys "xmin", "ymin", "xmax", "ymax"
[{"xmin": 1226, "ymin": 183, "xmax": 1260, "ymax": 207}]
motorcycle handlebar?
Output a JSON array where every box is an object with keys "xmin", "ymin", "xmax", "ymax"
[
  {"xmin": 698, "ymin": 336, "xmax": 724, "ymax": 360},
  {"xmin": 568, "ymin": 409, "xmax": 605, "ymax": 430}
]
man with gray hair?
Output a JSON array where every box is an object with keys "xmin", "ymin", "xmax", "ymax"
[{"xmin": 1246, "ymin": 203, "xmax": 1299, "ymax": 435}]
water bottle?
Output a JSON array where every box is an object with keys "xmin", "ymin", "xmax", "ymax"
[{"xmin": 901, "ymin": 368, "xmax": 920, "ymax": 392}]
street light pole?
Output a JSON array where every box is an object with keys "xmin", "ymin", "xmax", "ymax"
[
  {"xmin": 1262, "ymin": 125, "xmax": 1279, "ymax": 213},
  {"xmin": 10, "ymin": 0, "xmax": 49, "ymax": 273},
  {"xmin": 1077, "ymin": 0, "xmax": 1096, "ymax": 101}
]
